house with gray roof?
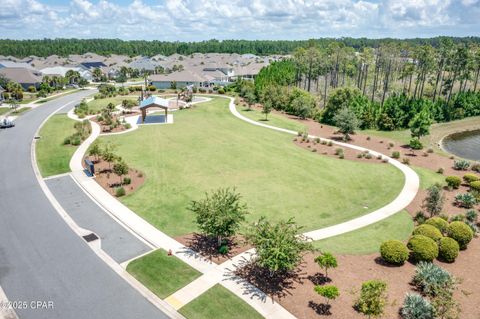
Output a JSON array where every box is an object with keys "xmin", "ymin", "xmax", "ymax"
[
  {"xmin": 149, "ymin": 70, "xmax": 209, "ymax": 89},
  {"xmin": 0, "ymin": 68, "xmax": 43, "ymax": 90},
  {"xmin": 0, "ymin": 60, "xmax": 35, "ymax": 70},
  {"xmin": 129, "ymin": 57, "xmax": 160, "ymax": 73}
]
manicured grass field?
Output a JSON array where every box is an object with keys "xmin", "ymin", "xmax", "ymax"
[
  {"xmin": 100, "ymin": 97, "xmax": 404, "ymax": 236},
  {"xmin": 126, "ymin": 249, "xmax": 201, "ymax": 299},
  {"xmin": 36, "ymin": 114, "xmax": 78, "ymax": 177},
  {"xmin": 12, "ymin": 107, "xmax": 31, "ymax": 115},
  {"xmin": 313, "ymin": 211, "xmax": 414, "ymax": 254},
  {"xmin": 411, "ymin": 166, "xmax": 445, "ymax": 190},
  {"xmin": 86, "ymin": 96, "xmax": 139, "ymax": 113},
  {"xmin": 360, "ymin": 128, "xmax": 412, "ymax": 145},
  {"xmin": 239, "ymin": 107, "xmax": 307, "ymax": 132},
  {"xmin": 179, "ymin": 284, "xmax": 263, "ymax": 319},
  {"xmin": 0, "ymin": 107, "xmax": 9, "ymax": 115}
]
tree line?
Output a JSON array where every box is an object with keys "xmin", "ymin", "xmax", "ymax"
[{"xmin": 1, "ymin": 37, "xmax": 480, "ymax": 58}]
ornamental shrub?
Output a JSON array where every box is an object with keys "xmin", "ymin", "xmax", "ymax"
[
  {"xmin": 470, "ymin": 181, "xmax": 480, "ymax": 192},
  {"xmin": 412, "ymin": 261, "xmax": 452, "ymax": 296},
  {"xmin": 453, "ymin": 159, "xmax": 470, "ymax": 170},
  {"xmin": 465, "ymin": 210, "xmax": 478, "ymax": 223},
  {"xmin": 115, "ymin": 187, "xmax": 126, "ymax": 197},
  {"xmin": 438, "ymin": 237, "xmax": 460, "ymax": 262},
  {"xmin": 471, "ymin": 163, "xmax": 480, "ymax": 172},
  {"xmin": 463, "ymin": 173, "xmax": 479, "ymax": 183},
  {"xmin": 401, "ymin": 293, "xmax": 434, "ymax": 319},
  {"xmin": 454, "ymin": 193, "xmax": 477, "ymax": 208},
  {"xmin": 412, "ymin": 224, "xmax": 443, "ymax": 241},
  {"xmin": 380, "ymin": 240, "xmax": 409, "ymax": 265},
  {"xmin": 445, "ymin": 176, "xmax": 461, "ymax": 189},
  {"xmin": 447, "ymin": 221, "xmax": 474, "ymax": 249},
  {"xmin": 392, "ymin": 151, "xmax": 400, "ymax": 159},
  {"xmin": 355, "ymin": 280, "xmax": 388, "ymax": 317},
  {"xmin": 407, "ymin": 235, "xmax": 439, "ymax": 262},
  {"xmin": 424, "ymin": 217, "xmax": 449, "ymax": 233}
]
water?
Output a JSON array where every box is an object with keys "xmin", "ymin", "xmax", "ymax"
[{"xmin": 442, "ymin": 129, "xmax": 480, "ymax": 161}]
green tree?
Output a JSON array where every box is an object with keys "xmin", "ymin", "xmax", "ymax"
[
  {"xmin": 101, "ymin": 143, "xmax": 117, "ymax": 170},
  {"xmin": 314, "ymin": 285, "xmax": 339, "ymax": 305},
  {"xmin": 188, "ymin": 188, "xmax": 248, "ymax": 247},
  {"xmin": 333, "ymin": 107, "xmax": 361, "ymax": 141},
  {"xmin": 409, "ymin": 137, "xmax": 424, "ymax": 150},
  {"xmin": 423, "ymin": 183, "xmax": 445, "ymax": 217},
  {"xmin": 113, "ymin": 160, "xmax": 129, "ymax": 185},
  {"xmin": 244, "ymin": 89, "xmax": 256, "ymax": 110},
  {"xmin": 410, "ymin": 110, "xmax": 432, "ymax": 139},
  {"xmin": 246, "ymin": 217, "xmax": 313, "ymax": 276},
  {"xmin": 355, "ymin": 280, "xmax": 388, "ymax": 318},
  {"xmin": 314, "ymin": 252, "xmax": 338, "ymax": 278},
  {"xmin": 262, "ymin": 100, "xmax": 272, "ymax": 120},
  {"xmin": 92, "ymin": 68, "xmax": 103, "ymax": 82},
  {"xmin": 88, "ymin": 142, "xmax": 102, "ymax": 162}
]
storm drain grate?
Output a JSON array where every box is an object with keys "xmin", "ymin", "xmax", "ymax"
[{"xmin": 82, "ymin": 233, "xmax": 99, "ymax": 242}]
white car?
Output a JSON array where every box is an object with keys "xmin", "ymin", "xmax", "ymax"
[{"xmin": 0, "ymin": 117, "xmax": 15, "ymax": 128}]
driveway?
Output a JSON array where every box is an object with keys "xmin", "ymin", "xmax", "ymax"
[{"xmin": 0, "ymin": 90, "xmax": 170, "ymax": 319}]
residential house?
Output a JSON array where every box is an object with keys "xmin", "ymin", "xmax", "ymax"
[
  {"xmin": 0, "ymin": 60, "xmax": 35, "ymax": 70},
  {"xmin": 129, "ymin": 57, "xmax": 160, "ymax": 74},
  {"xmin": 0, "ymin": 67, "xmax": 43, "ymax": 90},
  {"xmin": 149, "ymin": 70, "xmax": 209, "ymax": 89},
  {"xmin": 40, "ymin": 66, "xmax": 93, "ymax": 82}
]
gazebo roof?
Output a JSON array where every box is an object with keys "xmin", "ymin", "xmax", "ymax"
[{"xmin": 139, "ymin": 96, "xmax": 170, "ymax": 110}]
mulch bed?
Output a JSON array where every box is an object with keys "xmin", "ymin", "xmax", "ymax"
[
  {"xmin": 175, "ymin": 233, "xmax": 252, "ymax": 264},
  {"xmin": 91, "ymin": 114, "xmax": 131, "ymax": 134},
  {"xmin": 83, "ymin": 156, "xmax": 145, "ymax": 196}
]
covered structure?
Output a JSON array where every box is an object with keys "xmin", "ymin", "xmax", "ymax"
[{"xmin": 139, "ymin": 96, "xmax": 171, "ymax": 123}]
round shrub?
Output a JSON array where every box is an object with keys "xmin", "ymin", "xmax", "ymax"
[
  {"xmin": 424, "ymin": 217, "xmax": 449, "ymax": 233},
  {"xmin": 463, "ymin": 173, "xmax": 479, "ymax": 184},
  {"xmin": 412, "ymin": 224, "xmax": 443, "ymax": 241},
  {"xmin": 438, "ymin": 237, "xmax": 460, "ymax": 263},
  {"xmin": 470, "ymin": 181, "xmax": 480, "ymax": 192},
  {"xmin": 379, "ymin": 240, "xmax": 408, "ymax": 265},
  {"xmin": 445, "ymin": 176, "xmax": 461, "ymax": 189},
  {"xmin": 115, "ymin": 187, "xmax": 126, "ymax": 197},
  {"xmin": 407, "ymin": 235, "xmax": 439, "ymax": 262},
  {"xmin": 447, "ymin": 221, "xmax": 473, "ymax": 250},
  {"xmin": 392, "ymin": 151, "xmax": 400, "ymax": 159}
]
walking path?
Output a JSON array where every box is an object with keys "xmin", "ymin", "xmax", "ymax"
[{"xmin": 46, "ymin": 94, "xmax": 419, "ymax": 319}]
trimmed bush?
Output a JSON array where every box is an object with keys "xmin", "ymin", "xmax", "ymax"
[
  {"xmin": 470, "ymin": 180, "xmax": 480, "ymax": 192},
  {"xmin": 463, "ymin": 173, "xmax": 479, "ymax": 183},
  {"xmin": 380, "ymin": 240, "xmax": 409, "ymax": 265},
  {"xmin": 412, "ymin": 224, "xmax": 443, "ymax": 241},
  {"xmin": 392, "ymin": 151, "xmax": 400, "ymax": 159},
  {"xmin": 447, "ymin": 221, "xmax": 474, "ymax": 250},
  {"xmin": 115, "ymin": 187, "xmax": 126, "ymax": 197},
  {"xmin": 445, "ymin": 176, "xmax": 461, "ymax": 189},
  {"xmin": 401, "ymin": 293, "xmax": 434, "ymax": 319},
  {"xmin": 407, "ymin": 235, "xmax": 439, "ymax": 262},
  {"xmin": 123, "ymin": 177, "xmax": 131, "ymax": 185},
  {"xmin": 412, "ymin": 262, "xmax": 452, "ymax": 297},
  {"xmin": 424, "ymin": 217, "xmax": 449, "ymax": 233},
  {"xmin": 438, "ymin": 237, "xmax": 460, "ymax": 263}
]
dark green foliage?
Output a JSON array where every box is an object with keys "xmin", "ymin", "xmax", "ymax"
[
  {"xmin": 392, "ymin": 151, "xmax": 401, "ymax": 159},
  {"xmin": 115, "ymin": 187, "xmax": 126, "ymax": 197},
  {"xmin": 447, "ymin": 221, "xmax": 474, "ymax": 249},
  {"xmin": 355, "ymin": 280, "xmax": 388, "ymax": 317},
  {"xmin": 409, "ymin": 137, "xmax": 423, "ymax": 150},
  {"xmin": 123, "ymin": 177, "xmax": 131, "ymax": 185},
  {"xmin": 424, "ymin": 217, "xmax": 449, "ymax": 233},
  {"xmin": 407, "ymin": 235, "xmax": 439, "ymax": 262},
  {"xmin": 422, "ymin": 184, "xmax": 444, "ymax": 217},
  {"xmin": 401, "ymin": 293, "xmax": 434, "ymax": 319},
  {"xmin": 438, "ymin": 237, "xmax": 460, "ymax": 262},
  {"xmin": 380, "ymin": 240, "xmax": 409, "ymax": 265},
  {"xmin": 412, "ymin": 224, "xmax": 443, "ymax": 241},
  {"xmin": 333, "ymin": 107, "xmax": 361, "ymax": 141},
  {"xmin": 454, "ymin": 193, "xmax": 477, "ymax": 208},
  {"xmin": 445, "ymin": 176, "xmax": 461, "ymax": 189},
  {"xmin": 465, "ymin": 210, "xmax": 478, "ymax": 223}
]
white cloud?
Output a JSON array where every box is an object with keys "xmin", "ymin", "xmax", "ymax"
[{"xmin": 0, "ymin": 0, "xmax": 478, "ymax": 40}]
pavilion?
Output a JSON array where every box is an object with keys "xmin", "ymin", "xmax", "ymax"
[{"xmin": 139, "ymin": 96, "xmax": 172, "ymax": 123}]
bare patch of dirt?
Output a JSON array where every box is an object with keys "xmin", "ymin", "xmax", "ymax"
[
  {"xmin": 83, "ymin": 156, "xmax": 145, "ymax": 196},
  {"xmin": 175, "ymin": 233, "xmax": 252, "ymax": 264}
]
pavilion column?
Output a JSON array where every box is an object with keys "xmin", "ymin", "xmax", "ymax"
[{"xmin": 165, "ymin": 109, "xmax": 167, "ymax": 123}]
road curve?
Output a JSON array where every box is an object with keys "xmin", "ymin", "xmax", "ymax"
[
  {"xmin": 228, "ymin": 97, "xmax": 420, "ymax": 240},
  {"xmin": 0, "ymin": 90, "xmax": 169, "ymax": 319}
]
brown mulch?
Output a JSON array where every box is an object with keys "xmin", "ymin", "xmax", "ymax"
[
  {"xmin": 175, "ymin": 233, "xmax": 252, "ymax": 264},
  {"xmin": 83, "ymin": 156, "xmax": 145, "ymax": 196},
  {"xmin": 91, "ymin": 114, "xmax": 131, "ymax": 134}
]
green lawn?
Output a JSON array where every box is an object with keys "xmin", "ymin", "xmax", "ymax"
[
  {"xmin": 126, "ymin": 250, "xmax": 201, "ymax": 299},
  {"xmin": 100, "ymin": 97, "xmax": 404, "ymax": 237},
  {"xmin": 87, "ymin": 96, "xmax": 139, "ymax": 113},
  {"xmin": 36, "ymin": 114, "xmax": 78, "ymax": 177},
  {"xmin": 12, "ymin": 107, "xmax": 31, "ymax": 115},
  {"xmin": 239, "ymin": 107, "xmax": 307, "ymax": 132},
  {"xmin": 179, "ymin": 284, "xmax": 263, "ymax": 319},
  {"xmin": 360, "ymin": 128, "xmax": 412, "ymax": 145},
  {"xmin": 0, "ymin": 107, "xmax": 9, "ymax": 115},
  {"xmin": 313, "ymin": 211, "xmax": 414, "ymax": 254},
  {"xmin": 411, "ymin": 166, "xmax": 445, "ymax": 190}
]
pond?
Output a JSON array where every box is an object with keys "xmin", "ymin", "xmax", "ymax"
[{"xmin": 442, "ymin": 129, "xmax": 480, "ymax": 161}]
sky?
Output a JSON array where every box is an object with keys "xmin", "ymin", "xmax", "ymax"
[{"xmin": 0, "ymin": 0, "xmax": 479, "ymax": 41}]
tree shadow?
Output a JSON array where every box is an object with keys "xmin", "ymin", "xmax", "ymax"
[
  {"xmin": 373, "ymin": 256, "xmax": 405, "ymax": 268},
  {"xmin": 183, "ymin": 233, "xmax": 238, "ymax": 261},
  {"xmin": 308, "ymin": 272, "xmax": 331, "ymax": 285},
  {"xmin": 308, "ymin": 301, "xmax": 332, "ymax": 316}
]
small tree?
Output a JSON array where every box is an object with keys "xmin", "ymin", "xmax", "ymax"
[
  {"xmin": 244, "ymin": 90, "xmax": 256, "ymax": 110},
  {"xmin": 355, "ymin": 280, "xmax": 388, "ymax": 318},
  {"xmin": 314, "ymin": 285, "xmax": 339, "ymax": 305},
  {"xmin": 113, "ymin": 160, "xmax": 129, "ymax": 185},
  {"xmin": 409, "ymin": 137, "xmax": 423, "ymax": 151},
  {"xmin": 333, "ymin": 107, "xmax": 361, "ymax": 141},
  {"xmin": 188, "ymin": 188, "xmax": 248, "ymax": 247},
  {"xmin": 246, "ymin": 217, "xmax": 313, "ymax": 276},
  {"xmin": 422, "ymin": 183, "xmax": 445, "ymax": 217},
  {"xmin": 262, "ymin": 100, "xmax": 272, "ymax": 120},
  {"xmin": 410, "ymin": 110, "xmax": 432, "ymax": 139},
  {"xmin": 89, "ymin": 142, "xmax": 102, "ymax": 162},
  {"xmin": 101, "ymin": 143, "xmax": 117, "ymax": 170},
  {"xmin": 314, "ymin": 252, "xmax": 338, "ymax": 278}
]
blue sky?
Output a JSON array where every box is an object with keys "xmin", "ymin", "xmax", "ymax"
[{"xmin": 1, "ymin": 0, "xmax": 479, "ymax": 41}]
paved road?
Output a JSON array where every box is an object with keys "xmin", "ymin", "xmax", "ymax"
[
  {"xmin": 46, "ymin": 175, "xmax": 152, "ymax": 264},
  {"xmin": 0, "ymin": 91, "xmax": 169, "ymax": 319}
]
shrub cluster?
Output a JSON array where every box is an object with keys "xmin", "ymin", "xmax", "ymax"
[
  {"xmin": 412, "ymin": 224, "xmax": 442, "ymax": 241},
  {"xmin": 380, "ymin": 240, "xmax": 409, "ymax": 265},
  {"xmin": 445, "ymin": 176, "xmax": 461, "ymax": 189},
  {"xmin": 463, "ymin": 173, "xmax": 479, "ymax": 183},
  {"xmin": 401, "ymin": 293, "xmax": 434, "ymax": 319},
  {"xmin": 424, "ymin": 217, "xmax": 449, "ymax": 233},
  {"xmin": 446, "ymin": 221, "xmax": 473, "ymax": 250},
  {"xmin": 438, "ymin": 237, "xmax": 460, "ymax": 262},
  {"xmin": 412, "ymin": 262, "xmax": 452, "ymax": 296},
  {"xmin": 407, "ymin": 235, "xmax": 438, "ymax": 262}
]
